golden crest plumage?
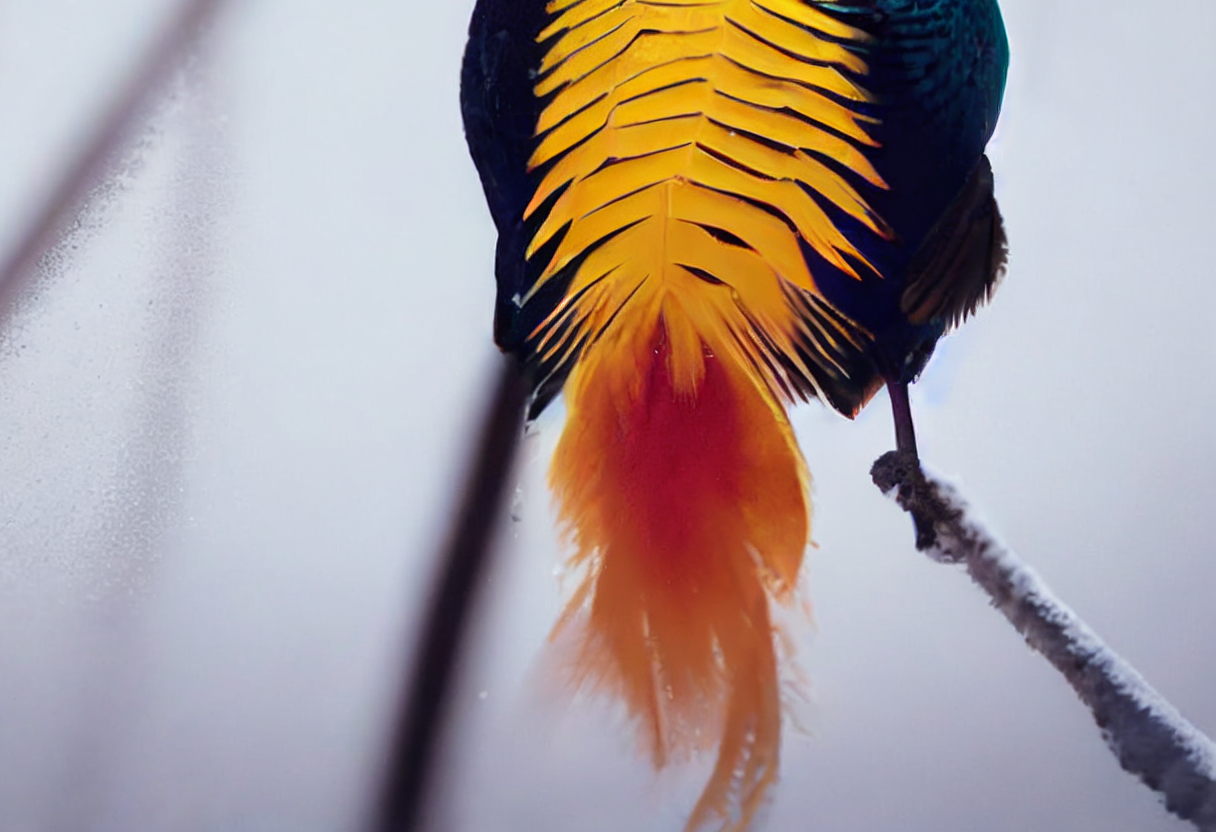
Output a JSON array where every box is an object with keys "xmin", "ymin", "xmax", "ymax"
[{"xmin": 522, "ymin": 0, "xmax": 889, "ymax": 403}]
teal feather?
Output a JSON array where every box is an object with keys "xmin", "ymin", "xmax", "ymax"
[{"xmin": 810, "ymin": 0, "xmax": 1010, "ymax": 387}]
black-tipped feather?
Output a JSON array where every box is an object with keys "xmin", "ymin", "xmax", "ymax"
[{"xmin": 899, "ymin": 154, "xmax": 1008, "ymax": 331}]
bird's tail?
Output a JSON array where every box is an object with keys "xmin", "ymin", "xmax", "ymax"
[{"xmin": 548, "ymin": 310, "xmax": 810, "ymax": 832}]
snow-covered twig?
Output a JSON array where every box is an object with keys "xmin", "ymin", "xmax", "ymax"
[{"xmin": 871, "ymin": 450, "xmax": 1216, "ymax": 831}]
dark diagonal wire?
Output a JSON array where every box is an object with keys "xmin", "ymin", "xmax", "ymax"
[
  {"xmin": 372, "ymin": 354, "xmax": 529, "ymax": 832},
  {"xmin": 1, "ymin": 1, "xmax": 530, "ymax": 825},
  {"xmin": 0, "ymin": 0, "xmax": 228, "ymax": 319}
]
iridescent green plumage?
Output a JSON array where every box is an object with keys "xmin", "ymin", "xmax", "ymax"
[{"xmin": 808, "ymin": 0, "xmax": 1010, "ymax": 384}]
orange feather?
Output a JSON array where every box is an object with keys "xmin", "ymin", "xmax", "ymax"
[{"xmin": 549, "ymin": 315, "xmax": 809, "ymax": 831}]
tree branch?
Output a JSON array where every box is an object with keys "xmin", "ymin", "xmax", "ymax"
[
  {"xmin": 371, "ymin": 354, "xmax": 529, "ymax": 832},
  {"xmin": 0, "ymin": 0, "xmax": 227, "ymax": 320},
  {"xmin": 871, "ymin": 450, "xmax": 1216, "ymax": 831}
]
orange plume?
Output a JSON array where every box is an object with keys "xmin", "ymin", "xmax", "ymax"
[{"xmin": 548, "ymin": 313, "xmax": 810, "ymax": 832}]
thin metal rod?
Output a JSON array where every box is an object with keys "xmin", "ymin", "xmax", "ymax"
[
  {"xmin": 372, "ymin": 354, "xmax": 529, "ymax": 832},
  {"xmin": 0, "ymin": 0, "xmax": 227, "ymax": 319}
]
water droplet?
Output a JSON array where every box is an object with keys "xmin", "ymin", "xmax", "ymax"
[{"xmin": 510, "ymin": 487, "xmax": 524, "ymax": 523}]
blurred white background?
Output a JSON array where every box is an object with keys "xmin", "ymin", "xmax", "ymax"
[{"xmin": 0, "ymin": 1, "xmax": 1212, "ymax": 831}]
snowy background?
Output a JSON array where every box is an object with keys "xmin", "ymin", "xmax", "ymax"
[{"xmin": 0, "ymin": 0, "xmax": 1212, "ymax": 830}]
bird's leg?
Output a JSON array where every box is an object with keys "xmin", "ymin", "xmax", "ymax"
[
  {"xmin": 886, "ymin": 380, "xmax": 937, "ymax": 549},
  {"xmin": 887, "ymin": 380, "xmax": 919, "ymax": 462}
]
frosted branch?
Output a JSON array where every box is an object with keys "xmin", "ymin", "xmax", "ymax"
[{"xmin": 871, "ymin": 450, "xmax": 1216, "ymax": 831}]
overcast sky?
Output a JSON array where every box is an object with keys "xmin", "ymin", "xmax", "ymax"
[{"xmin": 0, "ymin": 1, "xmax": 1213, "ymax": 831}]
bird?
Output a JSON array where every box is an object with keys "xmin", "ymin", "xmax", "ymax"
[{"xmin": 460, "ymin": 0, "xmax": 1009, "ymax": 829}]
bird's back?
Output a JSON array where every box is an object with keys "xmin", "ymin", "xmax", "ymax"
[{"xmin": 462, "ymin": 0, "xmax": 1009, "ymax": 412}]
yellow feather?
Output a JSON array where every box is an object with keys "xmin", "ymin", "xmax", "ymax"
[
  {"xmin": 525, "ymin": 0, "xmax": 885, "ymax": 397},
  {"xmin": 528, "ymin": 8, "xmax": 892, "ymax": 828}
]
